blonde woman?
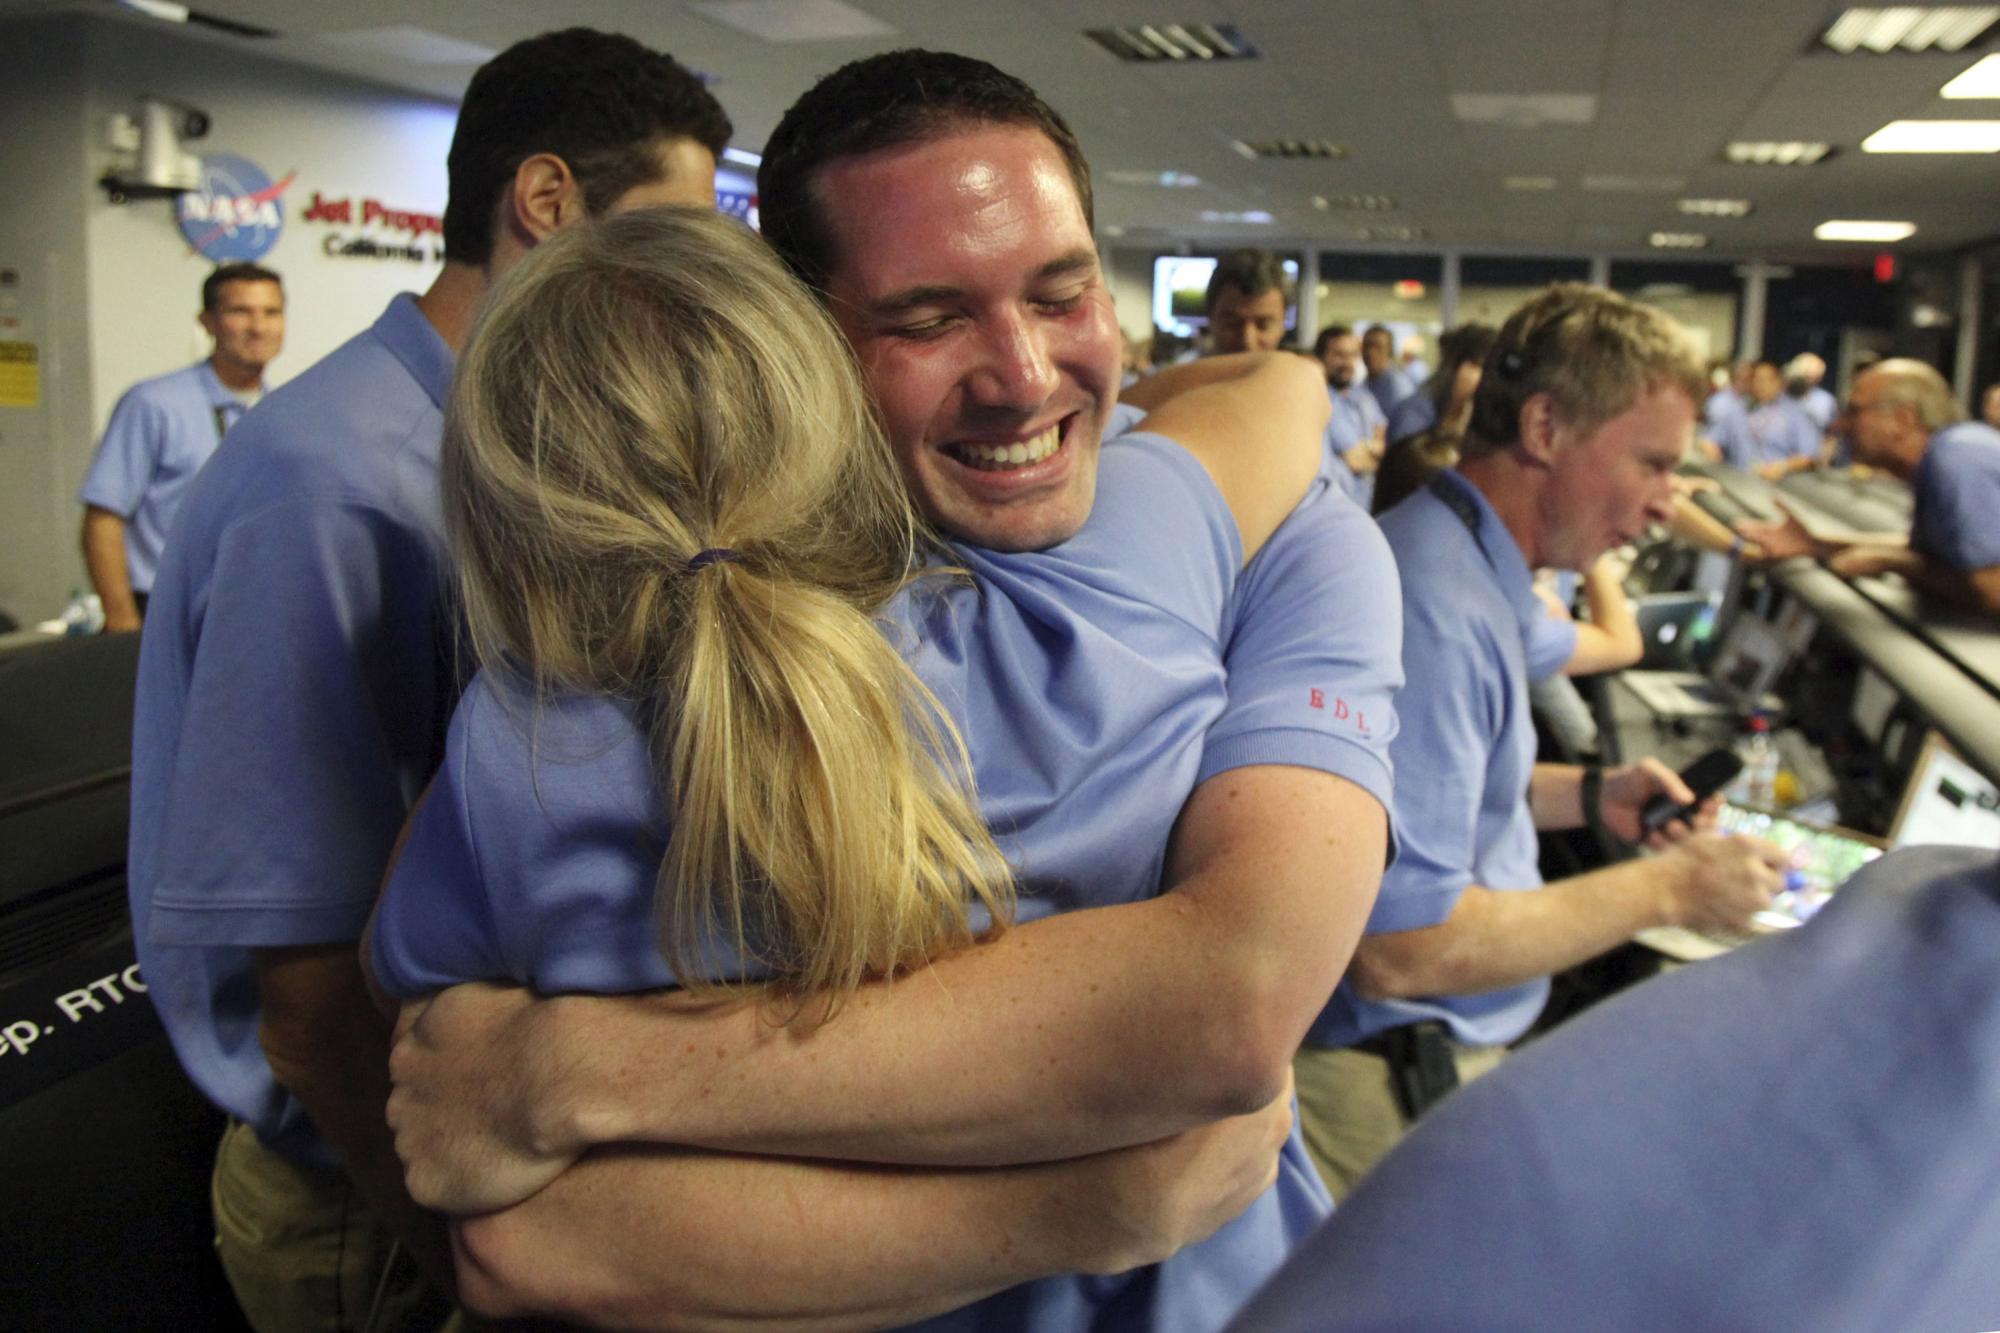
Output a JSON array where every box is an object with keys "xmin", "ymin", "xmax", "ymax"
[{"xmin": 370, "ymin": 206, "xmax": 1390, "ymax": 1328}]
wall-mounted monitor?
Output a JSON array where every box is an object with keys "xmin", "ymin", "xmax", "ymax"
[{"xmin": 1152, "ymin": 255, "xmax": 1300, "ymax": 337}]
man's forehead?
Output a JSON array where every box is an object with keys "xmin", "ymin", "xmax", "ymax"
[
  {"xmin": 215, "ymin": 280, "xmax": 283, "ymax": 307},
  {"xmin": 815, "ymin": 124, "xmax": 1091, "ymax": 298}
]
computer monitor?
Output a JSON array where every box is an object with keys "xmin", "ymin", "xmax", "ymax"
[
  {"xmin": 1633, "ymin": 592, "xmax": 1716, "ymax": 671},
  {"xmin": 1888, "ymin": 733, "xmax": 2000, "ymax": 852}
]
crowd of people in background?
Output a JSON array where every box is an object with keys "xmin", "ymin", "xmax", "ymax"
[{"xmin": 61, "ymin": 25, "xmax": 2000, "ymax": 1333}]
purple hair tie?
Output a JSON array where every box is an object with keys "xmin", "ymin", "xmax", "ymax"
[{"xmin": 684, "ymin": 547, "xmax": 742, "ymax": 574}]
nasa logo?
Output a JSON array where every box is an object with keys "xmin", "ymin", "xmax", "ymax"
[{"xmin": 176, "ymin": 154, "xmax": 296, "ymax": 262}]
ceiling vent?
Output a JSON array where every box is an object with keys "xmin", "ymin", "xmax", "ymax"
[
  {"xmin": 1314, "ymin": 194, "xmax": 1396, "ymax": 211},
  {"xmin": 1085, "ymin": 23, "xmax": 1258, "ymax": 62},
  {"xmin": 1234, "ymin": 138, "xmax": 1348, "ymax": 160},
  {"xmin": 1358, "ymin": 225, "xmax": 1430, "ymax": 243},
  {"xmin": 1724, "ymin": 141, "xmax": 1833, "ymax": 165}
]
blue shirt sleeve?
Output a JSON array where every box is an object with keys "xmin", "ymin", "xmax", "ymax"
[
  {"xmin": 1367, "ymin": 596, "xmax": 1496, "ymax": 933},
  {"xmin": 1201, "ymin": 480, "xmax": 1402, "ymax": 830},
  {"xmin": 1525, "ymin": 611, "xmax": 1579, "ymax": 682},
  {"xmin": 78, "ymin": 385, "xmax": 166, "ymax": 516},
  {"xmin": 1915, "ymin": 431, "xmax": 2000, "ymax": 570},
  {"xmin": 145, "ymin": 498, "xmax": 446, "ymax": 949},
  {"xmin": 369, "ymin": 694, "xmax": 506, "ymax": 997}
]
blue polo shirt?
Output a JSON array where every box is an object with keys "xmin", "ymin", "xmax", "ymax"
[
  {"xmin": 1384, "ymin": 390, "xmax": 1438, "ymax": 446},
  {"xmin": 1324, "ymin": 382, "xmax": 1387, "ymax": 509},
  {"xmin": 1702, "ymin": 388, "xmax": 1754, "ymax": 470},
  {"xmin": 375, "ymin": 430, "xmax": 1404, "ymax": 1331},
  {"xmin": 1231, "ymin": 846, "xmax": 2000, "ymax": 1333},
  {"xmin": 1745, "ymin": 396, "xmax": 1821, "ymax": 467},
  {"xmin": 1364, "ymin": 367, "xmax": 1414, "ymax": 417},
  {"xmin": 78, "ymin": 360, "xmax": 254, "ymax": 593},
  {"xmin": 1308, "ymin": 470, "xmax": 1546, "ymax": 1049},
  {"xmin": 1909, "ymin": 420, "xmax": 2000, "ymax": 572},
  {"xmin": 1799, "ymin": 383, "xmax": 1838, "ymax": 433},
  {"xmin": 130, "ymin": 294, "xmax": 456, "ymax": 1165}
]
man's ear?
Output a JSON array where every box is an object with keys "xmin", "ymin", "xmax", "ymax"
[
  {"xmin": 196, "ymin": 308, "xmax": 219, "ymax": 339},
  {"xmin": 1517, "ymin": 392, "xmax": 1561, "ymax": 467},
  {"xmin": 505, "ymin": 153, "xmax": 584, "ymax": 247}
]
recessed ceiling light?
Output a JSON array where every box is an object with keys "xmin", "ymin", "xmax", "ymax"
[
  {"xmin": 1313, "ymin": 194, "xmax": 1396, "ymax": 211},
  {"xmin": 1107, "ymin": 169, "xmax": 1203, "ymax": 187},
  {"xmin": 1451, "ymin": 94, "xmax": 1598, "ymax": 127},
  {"xmin": 1649, "ymin": 232, "xmax": 1711, "ymax": 249},
  {"xmin": 722, "ymin": 147, "xmax": 762, "ymax": 168},
  {"xmin": 1584, "ymin": 174, "xmax": 1685, "ymax": 193},
  {"xmin": 1942, "ymin": 52, "xmax": 2000, "ymax": 96},
  {"xmin": 1197, "ymin": 209, "xmax": 1275, "ymax": 224},
  {"xmin": 1820, "ymin": 6, "xmax": 1997, "ymax": 53},
  {"xmin": 688, "ymin": 0, "xmax": 895, "ymax": 43},
  {"xmin": 1724, "ymin": 141, "xmax": 1833, "ymax": 165},
  {"xmin": 1503, "ymin": 175, "xmax": 1559, "ymax": 191},
  {"xmin": 1678, "ymin": 198, "xmax": 1754, "ymax": 217},
  {"xmin": 1862, "ymin": 119, "xmax": 2000, "ymax": 151},
  {"xmin": 1815, "ymin": 219, "xmax": 1918, "ymax": 241}
]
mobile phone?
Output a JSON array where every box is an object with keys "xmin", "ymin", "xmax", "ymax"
[{"xmin": 1641, "ymin": 748, "xmax": 1744, "ymax": 833}]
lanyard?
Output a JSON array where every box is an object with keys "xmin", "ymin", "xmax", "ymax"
[{"xmin": 211, "ymin": 402, "xmax": 247, "ymax": 444}]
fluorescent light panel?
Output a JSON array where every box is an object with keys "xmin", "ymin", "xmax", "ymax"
[
  {"xmin": 1649, "ymin": 232, "xmax": 1711, "ymax": 249},
  {"xmin": 1678, "ymin": 198, "xmax": 1754, "ymax": 217},
  {"xmin": 1725, "ymin": 141, "xmax": 1832, "ymax": 165},
  {"xmin": 1815, "ymin": 219, "xmax": 1917, "ymax": 241},
  {"xmin": 1197, "ymin": 209, "xmax": 1274, "ymax": 224},
  {"xmin": 1863, "ymin": 118, "xmax": 2000, "ymax": 150},
  {"xmin": 1821, "ymin": 6, "xmax": 1998, "ymax": 52},
  {"xmin": 1942, "ymin": 52, "xmax": 2000, "ymax": 95}
]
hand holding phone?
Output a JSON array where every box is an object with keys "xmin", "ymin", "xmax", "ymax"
[{"xmin": 1642, "ymin": 748, "xmax": 1744, "ymax": 834}]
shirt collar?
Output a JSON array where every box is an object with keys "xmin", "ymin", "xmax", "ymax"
[
  {"xmin": 372, "ymin": 292, "xmax": 454, "ymax": 412},
  {"xmin": 192, "ymin": 358, "xmax": 250, "ymax": 409},
  {"xmin": 1430, "ymin": 468, "xmax": 1542, "ymax": 624}
]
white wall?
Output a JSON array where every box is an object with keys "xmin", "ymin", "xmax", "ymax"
[{"xmin": 0, "ymin": 12, "xmax": 458, "ymax": 619}]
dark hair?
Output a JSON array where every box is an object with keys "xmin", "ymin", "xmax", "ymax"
[
  {"xmin": 1313, "ymin": 324, "xmax": 1355, "ymax": 357},
  {"xmin": 1464, "ymin": 284, "xmax": 1705, "ymax": 456},
  {"xmin": 202, "ymin": 263, "xmax": 280, "ymax": 311},
  {"xmin": 442, "ymin": 28, "xmax": 732, "ymax": 265},
  {"xmin": 1205, "ymin": 249, "xmax": 1291, "ymax": 313},
  {"xmin": 758, "ymin": 49, "xmax": 1092, "ymax": 295},
  {"xmin": 1362, "ymin": 323, "xmax": 1395, "ymax": 346},
  {"xmin": 1373, "ymin": 433, "xmax": 1461, "ymax": 516},
  {"xmin": 1441, "ymin": 323, "xmax": 1498, "ymax": 374}
]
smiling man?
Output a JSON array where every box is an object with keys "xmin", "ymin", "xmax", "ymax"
[
  {"xmin": 1294, "ymin": 283, "xmax": 1786, "ymax": 1198},
  {"xmin": 78, "ymin": 263, "xmax": 284, "ymax": 631},
  {"xmin": 379, "ymin": 47, "xmax": 1403, "ymax": 1332}
]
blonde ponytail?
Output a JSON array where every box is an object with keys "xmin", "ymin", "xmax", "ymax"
[{"xmin": 442, "ymin": 207, "xmax": 1013, "ymax": 1011}]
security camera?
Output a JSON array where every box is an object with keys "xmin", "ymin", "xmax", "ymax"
[{"xmin": 101, "ymin": 95, "xmax": 207, "ymax": 201}]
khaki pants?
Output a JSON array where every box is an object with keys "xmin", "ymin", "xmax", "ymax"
[
  {"xmin": 1293, "ymin": 1040, "xmax": 1506, "ymax": 1201},
  {"xmin": 212, "ymin": 1119, "xmax": 455, "ymax": 1333}
]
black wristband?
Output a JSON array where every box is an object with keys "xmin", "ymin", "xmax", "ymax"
[{"xmin": 1580, "ymin": 765, "xmax": 1609, "ymax": 843}]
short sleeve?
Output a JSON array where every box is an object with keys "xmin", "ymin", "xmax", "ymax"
[
  {"xmin": 1201, "ymin": 481, "xmax": 1402, "ymax": 830},
  {"xmin": 144, "ymin": 498, "xmax": 446, "ymax": 948},
  {"xmin": 1105, "ymin": 401, "xmax": 1149, "ymax": 440},
  {"xmin": 1366, "ymin": 600, "xmax": 1494, "ymax": 933},
  {"xmin": 369, "ymin": 690, "xmax": 504, "ymax": 998},
  {"xmin": 78, "ymin": 387, "xmax": 165, "ymax": 516},
  {"xmin": 1525, "ymin": 612, "xmax": 1579, "ymax": 683},
  {"xmin": 1917, "ymin": 440, "xmax": 2000, "ymax": 570}
]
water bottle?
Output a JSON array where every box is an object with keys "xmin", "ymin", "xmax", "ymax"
[
  {"xmin": 1728, "ymin": 713, "xmax": 1778, "ymax": 808},
  {"xmin": 59, "ymin": 588, "xmax": 106, "ymax": 636}
]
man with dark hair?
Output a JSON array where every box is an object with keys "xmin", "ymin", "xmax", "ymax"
[
  {"xmin": 1203, "ymin": 248, "xmax": 1292, "ymax": 354},
  {"xmin": 1315, "ymin": 322, "xmax": 1389, "ymax": 506},
  {"xmin": 1295, "ymin": 284, "xmax": 1784, "ymax": 1198},
  {"xmin": 385, "ymin": 46, "xmax": 1403, "ymax": 1331},
  {"xmin": 1744, "ymin": 358, "xmax": 1823, "ymax": 478},
  {"xmin": 1361, "ymin": 323, "xmax": 1415, "ymax": 415},
  {"xmin": 1383, "ymin": 321, "xmax": 1497, "ymax": 449},
  {"xmin": 78, "ymin": 262, "xmax": 283, "ymax": 630},
  {"xmin": 127, "ymin": 28, "xmax": 727, "ymax": 1332}
]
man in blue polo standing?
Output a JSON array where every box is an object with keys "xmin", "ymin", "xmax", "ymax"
[
  {"xmin": 1744, "ymin": 358, "xmax": 1823, "ymax": 478},
  {"xmin": 78, "ymin": 263, "xmax": 283, "ymax": 630},
  {"xmin": 126, "ymin": 29, "xmax": 731, "ymax": 1332},
  {"xmin": 1315, "ymin": 322, "xmax": 1388, "ymax": 507},
  {"xmin": 1293, "ymin": 283, "xmax": 1785, "ymax": 1199}
]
